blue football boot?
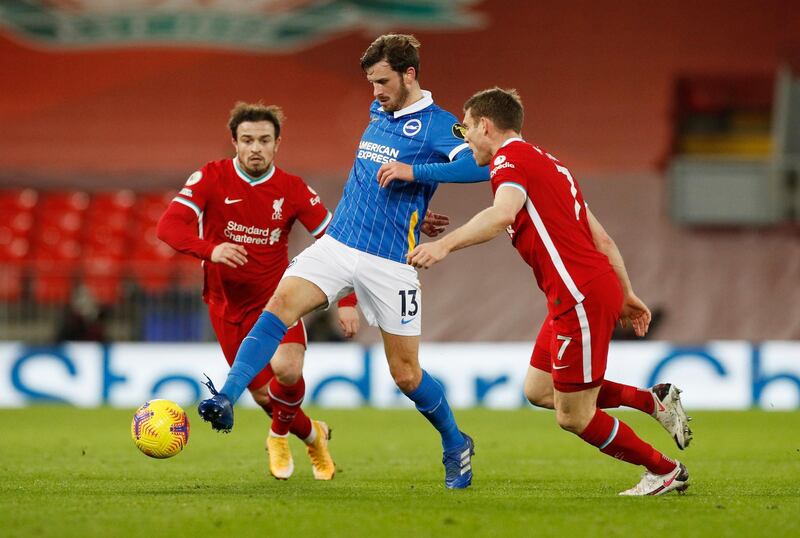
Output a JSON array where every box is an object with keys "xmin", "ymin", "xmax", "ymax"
[
  {"xmin": 198, "ymin": 375, "xmax": 234, "ymax": 433},
  {"xmin": 443, "ymin": 432, "xmax": 474, "ymax": 489}
]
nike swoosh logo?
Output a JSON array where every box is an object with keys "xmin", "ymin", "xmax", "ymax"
[
  {"xmin": 400, "ymin": 318, "xmax": 413, "ymax": 325},
  {"xmin": 663, "ymin": 474, "xmax": 676, "ymax": 487},
  {"xmin": 552, "ymin": 364, "xmax": 570, "ymax": 370},
  {"xmin": 225, "ymin": 197, "xmax": 243, "ymax": 204},
  {"xmin": 657, "ymin": 401, "xmax": 666, "ymax": 412}
]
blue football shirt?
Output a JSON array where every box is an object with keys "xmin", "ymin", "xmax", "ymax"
[{"xmin": 327, "ymin": 91, "xmax": 483, "ymax": 263}]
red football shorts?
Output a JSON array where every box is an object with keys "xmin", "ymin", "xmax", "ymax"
[
  {"xmin": 209, "ymin": 309, "xmax": 307, "ymax": 391},
  {"xmin": 529, "ymin": 271, "xmax": 622, "ymax": 393}
]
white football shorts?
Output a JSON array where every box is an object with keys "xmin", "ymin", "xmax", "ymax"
[{"xmin": 282, "ymin": 235, "xmax": 422, "ymax": 336}]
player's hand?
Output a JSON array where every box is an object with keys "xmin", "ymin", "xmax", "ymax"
[
  {"xmin": 407, "ymin": 241, "xmax": 449, "ymax": 269},
  {"xmin": 377, "ymin": 161, "xmax": 414, "ymax": 188},
  {"xmin": 420, "ymin": 210, "xmax": 450, "ymax": 237},
  {"xmin": 337, "ymin": 306, "xmax": 360, "ymax": 338},
  {"xmin": 211, "ymin": 242, "xmax": 248, "ymax": 268},
  {"xmin": 619, "ymin": 293, "xmax": 651, "ymax": 337}
]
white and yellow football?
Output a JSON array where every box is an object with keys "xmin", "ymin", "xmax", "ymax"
[{"xmin": 131, "ymin": 399, "xmax": 190, "ymax": 459}]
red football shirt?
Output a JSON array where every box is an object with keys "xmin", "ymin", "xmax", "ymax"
[
  {"xmin": 172, "ymin": 158, "xmax": 331, "ymax": 322},
  {"xmin": 489, "ymin": 138, "xmax": 614, "ymax": 316}
]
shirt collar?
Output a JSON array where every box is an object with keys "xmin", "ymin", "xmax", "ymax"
[
  {"xmin": 388, "ymin": 89, "xmax": 434, "ymax": 118},
  {"xmin": 501, "ymin": 137, "xmax": 525, "ymax": 148},
  {"xmin": 232, "ymin": 158, "xmax": 275, "ymax": 186}
]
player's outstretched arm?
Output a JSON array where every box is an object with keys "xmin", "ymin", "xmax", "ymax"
[
  {"xmin": 408, "ymin": 187, "xmax": 524, "ymax": 269},
  {"xmin": 377, "ymin": 152, "xmax": 489, "ymax": 188},
  {"xmin": 586, "ymin": 208, "xmax": 651, "ymax": 336}
]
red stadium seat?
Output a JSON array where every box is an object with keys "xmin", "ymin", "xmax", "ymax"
[
  {"xmin": 32, "ymin": 259, "xmax": 75, "ymax": 304},
  {"xmin": 38, "ymin": 191, "xmax": 89, "ymax": 212},
  {"xmin": 0, "ymin": 208, "xmax": 34, "ymax": 236},
  {"xmin": 82, "ymin": 254, "xmax": 124, "ymax": 305},
  {"xmin": 0, "ymin": 263, "xmax": 24, "ymax": 302},
  {"xmin": 130, "ymin": 237, "xmax": 175, "ymax": 294},
  {"xmin": 31, "ymin": 192, "xmax": 87, "ymax": 265},
  {"xmin": 0, "ymin": 189, "xmax": 38, "ymax": 211},
  {"xmin": 91, "ymin": 190, "xmax": 136, "ymax": 212}
]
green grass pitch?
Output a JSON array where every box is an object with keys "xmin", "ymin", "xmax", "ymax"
[{"xmin": 1, "ymin": 407, "xmax": 798, "ymax": 537}]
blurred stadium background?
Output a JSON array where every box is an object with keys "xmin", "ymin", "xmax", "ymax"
[{"xmin": 1, "ymin": 0, "xmax": 799, "ymax": 412}]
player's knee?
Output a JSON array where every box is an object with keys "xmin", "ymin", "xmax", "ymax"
[
  {"xmin": 555, "ymin": 409, "xmax": 585, "ymax": 434},
  {"xmin": 272, "ymin": 360, "xmax": 302, "ymax": 385},
  {"xmin": 265, "ymin": 292, "xmax": 292, "ymax": 317},
  {"xmin": 249, "ymin": 387, "xmax": 271, "ymax": 408},
  {"xmin": 526, "ymin": 387, "xmax": 553, "ymax": 409},
  {"xmin": 392, "ymin": 368, "xmax": 422, "ymax": 393}
]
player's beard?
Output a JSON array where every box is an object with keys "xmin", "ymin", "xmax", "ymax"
[
  {"xmin": 384, "ymin": 84, "xmax": 410, "ymax": 113},
  {"xmin": 243, "ymin": 155, "xmax": 269, "ymax": 176}
]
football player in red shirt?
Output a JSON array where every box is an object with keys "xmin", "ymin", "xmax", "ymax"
[
  {"xmin": 408, "ymin": 88, "xmax": 693, "ymax": 496},
  {"xmin": 157, "ymin": 102, "xmax": 360, "ymax": 481}
]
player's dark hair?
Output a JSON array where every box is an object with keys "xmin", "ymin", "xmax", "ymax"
[
  {"xmin": 228, "ymin": 102, "xmax": 284, "ymax": 140},
  {"xmin": 464, "ymin": 88, "xmax": 524, "ymax": 133},
  {"xmin": 360, "ymin": 33, "xmax": 421, "ymax": 79}
]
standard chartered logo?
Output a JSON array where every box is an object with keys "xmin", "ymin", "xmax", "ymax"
[{"xmin": 225, "ymin": 220, "xmax": 281, "ymax": 245}]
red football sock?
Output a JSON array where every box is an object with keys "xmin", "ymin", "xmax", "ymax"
[
  {"xmin": 257, "ymin": 364, "xmax": 276, "ymax": 417},
  {"xmin": 259, "ymin": 400, "xmax": 312, "ymax": 440},
  {"xmin": 597, "ymin": 380, "xmax": 655, "ymax": 414},
  {"xmin": 580, "ymin": 409, "xmax": 676, "ymax": 475},
  {"xmin": 268, "ymin": 376, "xmax": 309, "ymax": 437},
  {"xmin": 289, "ymin": 409, "xmax": 313, "ymax": 441}
]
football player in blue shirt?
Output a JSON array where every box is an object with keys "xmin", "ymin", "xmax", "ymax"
[{"xmin": 198, "ymin": 34, "xmax": 489, "ymax": 489}]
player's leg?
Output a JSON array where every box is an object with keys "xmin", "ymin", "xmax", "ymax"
[
  {"xmin": 198, "ymin": 275, "xmax": 326, "ymax": 431},
  {"xmin": 269, "ymin": 325, "xmax": 309, "ymax": 439},
  {"xmin": 555, "ymin": 386, "xmax": 688, "ymax": 496},
  {"xmin": 219, "ymin": 276, "xmax": 326, "ymax": 401},
  {"xmin": 380, "ymin": 330, "xmax": 474, "ymax": 489},
  {"xmin": 207, "ymin": 308, "xmax": 280, "ymax": 420},
  {"xmin": 199, "ymin": 237, "xmax": 355, "ymax": 431},
  {"xmin": 524, "ymin": 366, "xmax": 554, "ymax": 409},
  {"xmin": 552, "ymin": 274, "xmax": 688, "ymax": 495},
  {"xmin": 523, "ymin": 358, "xmax": 693, "ymax": 450},
  {"xmin": 523, "ymin": 326, "xmax": 692, "ymax": 451},
  {"xmin": 351, "ymin": 249, "xmax": 473, "ymax": 488},
  {"xmin": 524, "ymin": 317, "xmax": 555, "ymax": 409},
  {"xmin": 524, "ymin": 306, "xmax": 692, "ymax": 448},
  {"xmin": 264, "ymin": 341, "xmax": 304, "ymax": 480},
  {"xmin": 597, "ymin": 378, "xmax": 693, "ymax": 449}
]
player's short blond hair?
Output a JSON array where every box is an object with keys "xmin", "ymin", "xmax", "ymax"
[
  {"xmin": 464, "ymin": 88, "xmax": 524, "ymax": 133},
  {"xmin": 228, "ymin": 102, "xmax": 285, "ymax": 140}
]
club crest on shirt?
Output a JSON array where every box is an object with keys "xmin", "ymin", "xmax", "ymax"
[
  {"xmin": 272, "ymin": 198, "xmax": 284, "ymax": 220},
  {"xmin": 451, "ymin": 123, "xmax": 466, "ymax": 140},
  {"xmin": 403, "ymin": 119, "xmax": 422, "ymax": 136},
  {"xmin": 185, "ymin": 171, "xmax": 203, "ymax": 186}
]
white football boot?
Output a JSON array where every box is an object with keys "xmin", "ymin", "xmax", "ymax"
[
  {"xmin": 649, "ymin": 383, "xmax": 693, "ymax": 449},
  {"xmin": 619, "ymin": 462, "xmax": 690, "ymax": 496}
]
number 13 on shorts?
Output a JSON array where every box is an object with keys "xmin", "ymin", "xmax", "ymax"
[{"xmin": 399, "ymin": 289, "xmax": 418, "ymax": 317}]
